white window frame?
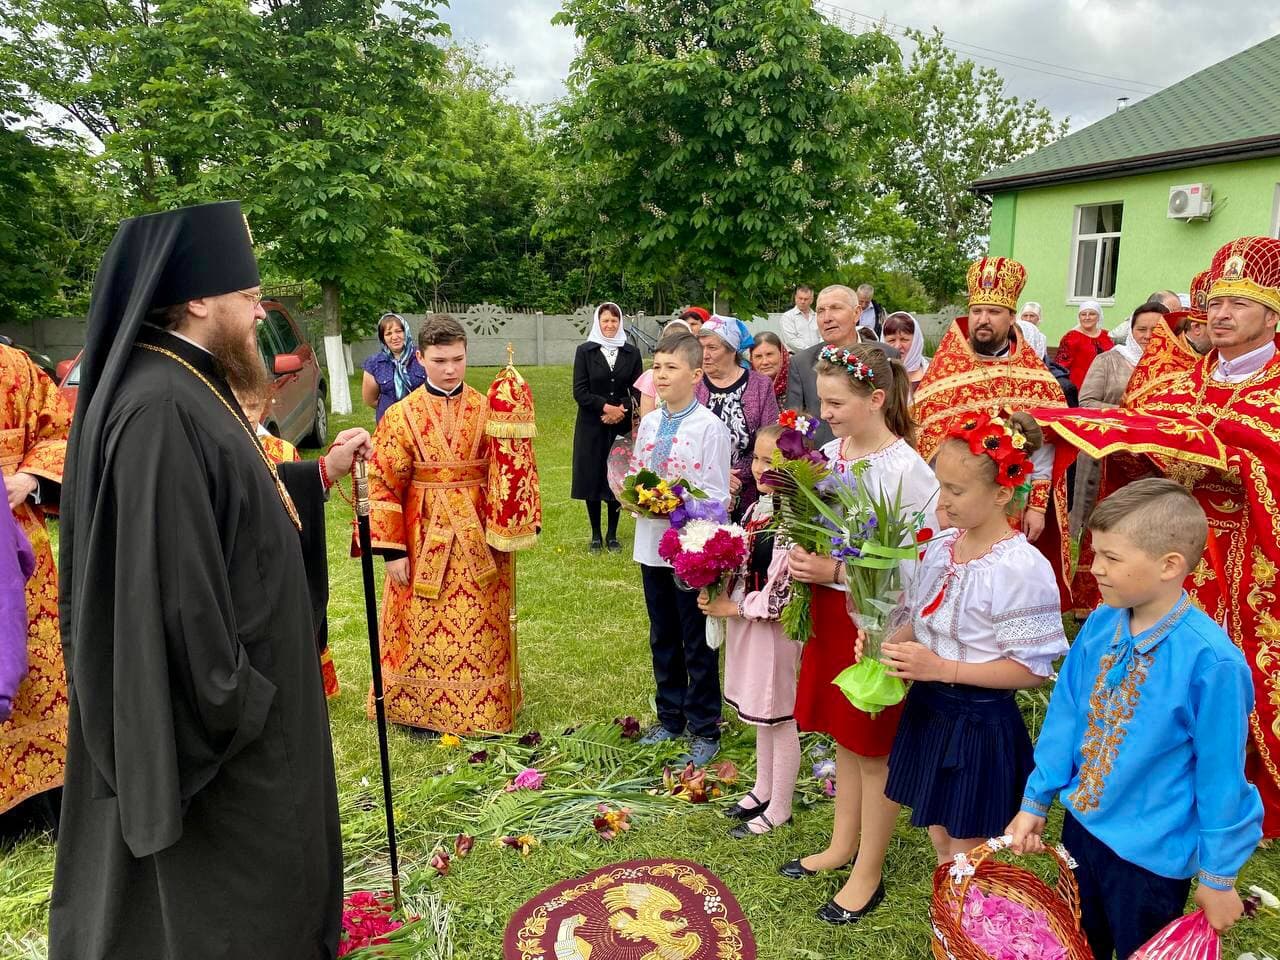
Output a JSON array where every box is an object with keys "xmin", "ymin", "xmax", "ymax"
[
  {"xmin": 1066, "ymin": 202, "xmax": 1123, "ymax": 306},
  {"xmin": 1271, "ymin": 183, "xmax": 1280, "ymax": 240}
]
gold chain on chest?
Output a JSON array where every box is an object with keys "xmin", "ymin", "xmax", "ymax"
[{"xmin": 136, "ymin": 342, "xmax": 302, "ymax": 530}]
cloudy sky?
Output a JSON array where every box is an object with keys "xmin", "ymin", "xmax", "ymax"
[{"xmin": 439, "ymin": 0, "xmax": 1280, "ymax": 130}]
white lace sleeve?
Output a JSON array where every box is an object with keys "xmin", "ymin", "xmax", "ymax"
[{"xmin": 992, "ymin": 547, "xmax": 1068, "ymax": 676}]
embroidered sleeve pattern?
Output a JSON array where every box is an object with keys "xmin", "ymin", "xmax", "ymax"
[{"xmin": 1028, "ymin": 478, "xmax": 1051, "ymax": 511}]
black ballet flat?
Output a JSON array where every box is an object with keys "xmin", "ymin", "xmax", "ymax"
[
  {"xmin": 589, "ymin": 537, "xmax": 603, "ymax": 553},
  {"xmin": 816, "ymin": 879, "xmax": 885, "ymax": 925},
  {"xmin": 728, "ymin": 813, "xmax": 791, "ymax": 840},
  {"xmin": 724, "ymin": 792, "xmax": 770, "ymax": 821},
  {"xmin": 606, "ymin": 538, "xmax": 622, "ymax": 553},
  {"xmin": 778, "ymin": 853, "xmax": 858, "ymax": 879}
]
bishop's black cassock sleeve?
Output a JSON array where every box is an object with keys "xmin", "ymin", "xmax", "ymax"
[
  {"xmin": 90, "ymin": 400, "xmax": 276, "ymax": 857},
  {"xmin": 278, "ymin": 461, "xmax": 329, "ymax": 652}
]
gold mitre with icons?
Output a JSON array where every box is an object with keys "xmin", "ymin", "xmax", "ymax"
[
  {"xmin": 1205, "ymin": 236, "xmax": 1280, "ymax": 315},
  {"xmin": 966, "ymin": 256, "xmax": 1027, "ymax": 312}
]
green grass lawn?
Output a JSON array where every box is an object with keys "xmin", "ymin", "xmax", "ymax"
[{"xmin": 3, "ymin": 365, "xmax": 1279, "ymax": 958}]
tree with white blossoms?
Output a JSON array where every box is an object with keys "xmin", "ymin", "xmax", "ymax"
[{"xmin": 547, "ymin": 0, "xmax": 901, "ymax": 312}]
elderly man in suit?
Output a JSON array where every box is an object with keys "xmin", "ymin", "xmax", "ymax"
[{"xmin": 784, "ymin": 284, "xmax": 873, "ymax": 447}]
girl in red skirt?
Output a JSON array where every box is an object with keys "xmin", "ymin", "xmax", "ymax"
[{"xmin": 784, "ymin": 344, "xmax": 939, "ymax": 924}]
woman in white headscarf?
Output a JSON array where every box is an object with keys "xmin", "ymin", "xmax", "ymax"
[
  {"xmin": 1054, "ymin": 299, "xmax": 1114, "ymax": 391},
  {"xmin": 572, "ymin": 302, "xmax": 643, "ymax": 551},
  {"xmin": 880, "ymin": 311, "xmax": 929, "ymax": 396},
  {"xmin": 1016, "ymin": 301, "xmax": 1048, "ymax": 360},
  {"xmin": 1069, "ymin": 301, "xmax": 1168, "ymax": 535}
]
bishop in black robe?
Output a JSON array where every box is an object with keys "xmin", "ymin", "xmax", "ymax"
[{"xmin": 52, "ymin": 202, "xmax": 359, "ymax": 959}]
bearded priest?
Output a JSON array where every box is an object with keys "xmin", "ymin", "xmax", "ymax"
[
  {"xmin": 51, "ymin": 201, "xmax": 371, "ymax": 959},
  {"xmin": 911, "ymin": 257, "xmax": 1073, "ymax": 607}
]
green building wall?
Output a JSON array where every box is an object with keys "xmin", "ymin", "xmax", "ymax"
[{"xmin": 985, "ymin": 156, "xmax": 1280, "ymax": 341}]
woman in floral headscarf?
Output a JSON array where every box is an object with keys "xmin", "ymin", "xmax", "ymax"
[
  {"xmin": 697, "ymin": 315, "xmax": 779, "ymax": 517},
  {"xmin": 361, "ymin": 312, "xmax": 426, "ymax": 423}
]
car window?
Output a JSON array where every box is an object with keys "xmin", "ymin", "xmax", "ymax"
[
  {"xmin": 257, "ymin": 316, "xmax": 284, "ymax": 360},
  {"xmin": 267, "ymin": 310, "xmax": 299, "ymax": 354},
  {"xmin": 66, "ymin": 361, "xmax": 81, "ymax": 385}
]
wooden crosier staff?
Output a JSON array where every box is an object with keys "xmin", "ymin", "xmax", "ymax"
[{"xmin": 352, "ymin": 458, "xmax": 402, "ymax": 910}]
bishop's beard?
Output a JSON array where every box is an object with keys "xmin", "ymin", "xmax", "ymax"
[{"xmin": 207, "ymin": 322, "xmax": 269, "ymax": 401}]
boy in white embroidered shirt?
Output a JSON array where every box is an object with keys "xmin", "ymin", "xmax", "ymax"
[{"xmin": 628, "ymin": 333, "xmax": 731, "ymax": 767}]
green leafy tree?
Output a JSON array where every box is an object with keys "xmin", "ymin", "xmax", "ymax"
[
  {"xmin": 866, "ymin": 28, "xmax": 1066, "ymax": 304},
  {"xmin": 0, "ymin": 0, "xmax": 454, "ymax": 340},
  {"xmin": 548, "ymin": 0, "xmax": 901, "ymax": 312}
]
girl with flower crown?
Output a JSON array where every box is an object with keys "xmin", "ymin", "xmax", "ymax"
[
  {"xmin": 877, "ymin": 411, "xmax": 1067, "ymax": 867},
  {"xmin": 783, "ymin": 343, "xmax": 940, "ymax": 925}
]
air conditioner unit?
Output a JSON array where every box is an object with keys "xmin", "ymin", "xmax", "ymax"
[{"xmin": 1168, "ymin": 183, "xmax": 1213, "ymax": 220}]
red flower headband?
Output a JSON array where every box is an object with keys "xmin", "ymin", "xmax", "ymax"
[
  {"xmin": 819, "ymin": 344, "xmax": 874, "ymax": 381},
  {"xmin": 946, "ymin": 412, "xmax": 1034, "ymax": 489}
]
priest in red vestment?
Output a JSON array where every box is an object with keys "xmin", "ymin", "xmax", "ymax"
[
  {"xmin": 911, "ymin": 256, "xmax": 1072, "ymax": 606},
  {"xmin": 1034, "ymin": 236, "xmax": 1280, "ymax": 836}
]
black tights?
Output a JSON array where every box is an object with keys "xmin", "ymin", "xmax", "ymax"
[{"xmin": 586, "ymin": 500, "xmax": 620, "ymax": 540}]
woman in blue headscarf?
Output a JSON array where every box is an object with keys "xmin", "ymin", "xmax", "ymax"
[{"xmin": 361, "ymin": 312, "xmax": 427, "ymax": 423}]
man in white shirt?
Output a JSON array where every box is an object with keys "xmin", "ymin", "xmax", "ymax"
[
  {"xmin": 855, "ymin": 283, "xmax": 886, "ymax": 337},
  {"xmin": 778, "ymin": 285, "xmax": 820, "ymax": 353}
]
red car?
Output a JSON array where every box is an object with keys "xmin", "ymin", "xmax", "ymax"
[{"xmin": 57, "ymin": 299, "xmax": 329, "ymax": 449}]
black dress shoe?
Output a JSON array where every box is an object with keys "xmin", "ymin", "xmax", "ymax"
[
  {"xmin": 778, "ymin": 853, "xmax": 858, "ymax": 879},
  {"xmin": 606, "ymin": 537, "xmax": 622, "ymax": 552},
  {"xmin": 724, "ymin": 792, "xmax": 769, "ymax": 821},
  {"xmin": 589, "ymin": 537, "xmax": 603, "ymax": 553},
  {"xmin": 728, "ymin": 813, "xmax": 791, "ymax": 839},
  {"xmin": 816, "ymin": 880, "xmax": 886, "ymax": 925}
]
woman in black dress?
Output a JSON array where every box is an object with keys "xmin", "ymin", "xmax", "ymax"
[{"xmin": 572, "ymin": 302, "xmax": 643, "ymax": 552}]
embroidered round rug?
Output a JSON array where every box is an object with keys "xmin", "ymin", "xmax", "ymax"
[{"xmin": 503, "ymin": 858, "xmax": 757, "ymax": 960}]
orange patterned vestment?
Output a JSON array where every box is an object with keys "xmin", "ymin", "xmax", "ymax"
[
  {"xmin": 365, "ymin": 385, "xmax": 520, "ymax": 733},
  {"xmin": 1034, "ymin": 338, "xmax": 1280, "ymax": 837},
  {"xmin": 259, "ymin": 432, "xmax": 339, "ymax": 700},
  {"xmin": 911, "ymin": 318, "xmax": 1073, "ymax": 604},
  {"xmin": 0, "ymin": 344, "xmax": 71, "ymax": 814}
]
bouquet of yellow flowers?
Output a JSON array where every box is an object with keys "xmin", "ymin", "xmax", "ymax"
[{"xmin": 618, "ymin": 469, "xmax": 705, "ymax": 520}]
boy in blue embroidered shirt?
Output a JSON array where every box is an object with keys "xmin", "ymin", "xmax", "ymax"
[
  {"xmin": 628, "ymin": 333, "xmax": 732, "ymax": 767},
  {"xmin": 1008, "ymin": 478, "xmax": 1262, "ymax": 959}
]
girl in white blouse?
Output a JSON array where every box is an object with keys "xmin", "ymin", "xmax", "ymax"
[
  {"xmin": 879, "ymin": 411, "xmax": 1067, "ymax": 866},
  {"xmin": 785, "ymin": 343, "xmax": 939, "ymax": 925}
]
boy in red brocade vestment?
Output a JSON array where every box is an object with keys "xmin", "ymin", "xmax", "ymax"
[
  {"xmin": 1034, "ymin": 236, "xmax": 1280, "ymax": 837},
  {"xmin": 910, "ymin": 257, "xmax": 1072, "ymax": 608},
  {"xmin": 363, "ymin": 315, "xmax": 528, "ymax": 734},
  {"xmin": 0, "ymin": 342, "xmax": 70, "ymax": 821}
]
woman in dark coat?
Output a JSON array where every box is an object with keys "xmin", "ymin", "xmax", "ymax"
[{"xmin": 572, "ymin": 302, "xmax": 642, "ymax": 552}]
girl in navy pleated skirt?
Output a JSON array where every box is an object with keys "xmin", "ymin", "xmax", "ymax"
[{"xmin": 880, "ymin": 411, "xmax": 1068, "ymax": 864}]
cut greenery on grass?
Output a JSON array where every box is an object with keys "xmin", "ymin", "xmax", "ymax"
[{"xmin": 2, "ymin": 366, "xmax": 1278, "ymax": 958}]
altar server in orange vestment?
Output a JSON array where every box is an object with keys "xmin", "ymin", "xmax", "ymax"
[
  {"xmin": 0, "ymin": 341, "xmax": 70, "ymax": 825},
  {"xmin": 364, "ymin": 315, "xmax": 525, "ymax": 733}
]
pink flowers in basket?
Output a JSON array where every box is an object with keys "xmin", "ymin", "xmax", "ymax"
[{"xmin": 962, "ymin": 887, "xmax": 1067, "ymax": 960}]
